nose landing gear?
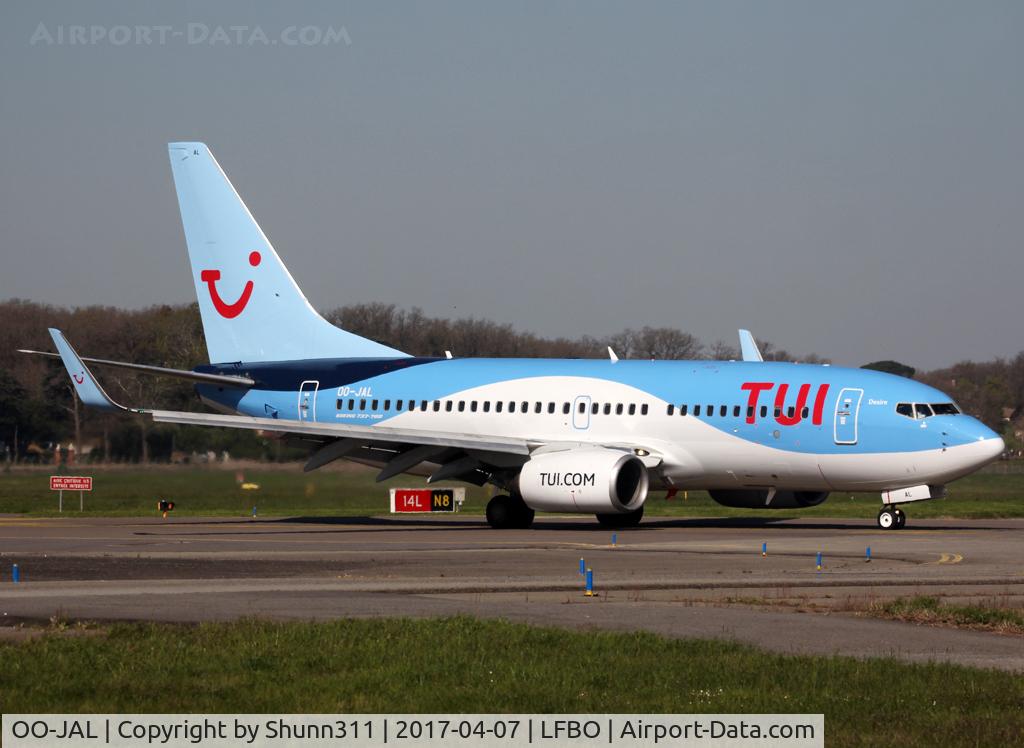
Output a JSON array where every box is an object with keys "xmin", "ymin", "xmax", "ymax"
[{"xmin": 877, "ymin": 506, "xmax": 906, "ymax": 530}]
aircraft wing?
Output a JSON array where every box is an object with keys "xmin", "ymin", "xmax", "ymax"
[
  {"xmin": 19, "ymin": 341, "xmax": 255, "ymax": 387},
  {"xmin": 149, "ymin": 409, "xmax": 532, "ymax": 456},
  {"xmin": 45, "ymin": 327, "xmax": 533, "ymax": 481}
]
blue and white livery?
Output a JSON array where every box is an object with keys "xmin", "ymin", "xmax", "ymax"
[{"xmin": 37, "ymin": 143, "xmax": 1004, "ymax": 530}]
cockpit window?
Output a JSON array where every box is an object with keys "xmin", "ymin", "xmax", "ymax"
[{"xmin": 897, "ymin": 402, "xmax": 959, "ymax": 419}]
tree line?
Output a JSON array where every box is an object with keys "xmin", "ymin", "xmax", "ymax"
[{"xmin": 1, "ymin": 299, "xmax": 1020, "ymax": 463}]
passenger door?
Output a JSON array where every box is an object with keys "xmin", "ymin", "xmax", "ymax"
[
  {"xmin": 833, "ymin": 388, "xmax": 863, "ymax": 444},
  {"xmin": 298, "ymin": 380, "xmax": 319, "ymax": 422}
]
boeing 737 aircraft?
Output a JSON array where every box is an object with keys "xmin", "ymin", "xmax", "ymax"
[{"xmin": 27, "ymin": 143, "xmax": 1005, "ymax": 530}]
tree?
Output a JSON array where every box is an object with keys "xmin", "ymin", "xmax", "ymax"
[{"xmin": 862, "ymin": 360, "xmax": 916, "ymax": 379}]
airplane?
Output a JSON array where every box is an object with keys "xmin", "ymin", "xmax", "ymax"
[{"xmin": 25, "ymin": 142, "xmax": 1005, "ymax": 530}]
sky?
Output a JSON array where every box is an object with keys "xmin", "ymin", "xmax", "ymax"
[{"xmin": 1, "ymin": 1, "xmax": 1021, "ymax": 370}]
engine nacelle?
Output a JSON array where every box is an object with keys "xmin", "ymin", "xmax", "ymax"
[
  {"xmin": 517, "ymin": 448, "xmax": 649, "ymax": 513},
  {"xmin": 708, "ymin": 489, "xmax": 829, "ymax": 509}
]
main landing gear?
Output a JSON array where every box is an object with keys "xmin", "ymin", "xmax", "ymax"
[
  {"xmin": 877, "ymin": 506, "xmax": 907, "ymax": 530},
  {"xmin": 485, "ymin": 493, "xmax": 535, "ymax": 529},
  {"xmin": 596, "ymin": 505, "xmax": 644, "ymax": 528}
]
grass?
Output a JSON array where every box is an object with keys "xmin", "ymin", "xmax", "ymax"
[
  {"xmin": 866, "ymin": 596, "xmax": 1024, "ymax": 635},
  {"xmin": 0, "ymin": 463, "xmax": 1022, "ymax": 519},
  {"xmin": 0, "ymin": 617, "xmax": 1021, "ymax": 747}
]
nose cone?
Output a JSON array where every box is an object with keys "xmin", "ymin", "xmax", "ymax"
[
  {"xmin": 979, "ymin": 433, "xmax": 1006, "ymax": 462},
  {"xmin": 967, "ymin": 420, "xmax": 1005, "ymax": 466}
]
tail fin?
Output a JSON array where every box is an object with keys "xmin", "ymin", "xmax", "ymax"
[{"xmin": 167, "ymin": 142, "xmax": 407, "ymax": 363}]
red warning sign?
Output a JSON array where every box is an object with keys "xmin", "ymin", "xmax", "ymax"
[{"xmin": 50, "ymin": 476, "xmax": 93, "ymax": 491}]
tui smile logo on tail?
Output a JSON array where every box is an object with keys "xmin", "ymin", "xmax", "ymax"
[{"xmin": 200, "ymin": 251, "xmax": 262, "ymax": 318}]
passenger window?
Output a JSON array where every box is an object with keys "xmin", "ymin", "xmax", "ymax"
[
  {"xmin": 580, "ymin": 402, "xmax": 587, "ymax": 414},
  {"xmin": 760, "ymin": 405, "xmax": 767, "ymax": 418},
  {"xmin": 348, "ymin": 399, "xmax": 355, "ymax": 411},
  {"xmin": 604, "ymin": 403, "xmax": 612, "ymax": 415},
  {"xmin": 522, "ymin": 401, "xmax": 529, "ymax": 413},
  {"xmin": 372, "ymin": 400, "xmax": 379, "ymax": 410},
  {"xmin": 801, "ymin": 407, "xmax": 809, "ymax": 419},
  {"xmin": 421, "ymin": 400, "xmax": 429, "ymax": 411},
  {"xmin": 733, "ymin": 405, "xmax": 740, "ymax": 417},
  {"xmin": 774, "ymin": 407, "xmax": 781, "ymax": 418},
  {"xmin": 694, "ymin": 405, "xmax": 701, "ymax": 416},
  {"xmin": 896, "ymin": 403, "xmax": 914, "ymax": 418},
  {"xmin": 432, "ymin": 400, "xmax": 440, "ymax": 412},
  {"xmin": 667, "ymin": 404, "xmax": 675, "ymax": 416},
  {"xmin": 627, "ymin": 404, "xmax": 636, "ymax": 415},
  {"xmin": 547, "ymin": 402, "xmax": 555, "ymax": 414},
  {"xmin": 396, "ymin": 400, "xmax": 403, "ymax": 411},
  {"xmin": 616, "ymin": 404, "xmax": 624, "ymax": 415},
  {"xmin": 458, "ymin": 401, "xmax": 465, "ymax": 412},
  {"xmin": 562, "ymin": 402, "xmax": 571, "ymax": 414},
  {"xmin": 495, "ymin": 402, "xmax": 503, "ymax": 413},
  {"xmin": 408, "ymin": 400, "xmax": 416, "ymax": 411},
  {"xmin": 787, "ymin": 406, "xmax": 795, "ymax": 418},
  {"xmin": 336, "ymin": 399, "xmax": 342, "ymax": 410},
  {"xmin": 747, "ymin": 406, "xmax": 754, "ymax": 418},
  {"xmin": 359, "ymin": 399, "xmax": 367, "ymax": 411},
  {"xmin": 483, "ymin": 401, "xmax": 490, "ymax": 413},
  {"xmin": 383, "ymin": 400, "xmax": 391, "ymax": 411},
  {"xmin": 720, "ymin": 405, "xmax": 727, "ymax": 417},
  {"xmin": 471, "ymin": 401, "xmax": 478, "ymax": 412},
  {"xmin": 508, "ymin": 401, "xmax": 516, "ymax": 413},
  {"xmin": 914, "ymin": 403, "xmax": 933, "ymax": 419},
  {"xmin": 534, "ymin": 402, "xmax": 542, "ymax": 414},
  {"xmin": 680, "ymin": 404, "xmax": 688, "ymax": 416},
  {"xmin": 641, "ymin": 404, "xmax": 648, "ymax": 415},
  {"xmin": 591, "ymin": 403, "xmax": 599, "ymax": 415},
  {"xmin": 445, "ymin": 401, "xmax": 453, "ymax": 412}
]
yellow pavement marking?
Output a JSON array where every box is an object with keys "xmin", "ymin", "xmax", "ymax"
[{"xmin": 930, "ymin": 553, "xmax": 964, "ymax": 565}]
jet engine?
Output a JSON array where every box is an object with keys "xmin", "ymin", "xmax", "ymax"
[
  {"xmin": 708, "ymin": 489, "xmax": 829, "ymax": 509},
  {"xmin": 517, "ymin": 448, "xmax": 649, "ymax": 513}
]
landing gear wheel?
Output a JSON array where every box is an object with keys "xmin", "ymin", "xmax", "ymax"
[
  {"xmin": 486, "ymin": 494, "xmax": 534, "ymax": 529},
  {"xmin": 877, "ymin": 508, "xmax": 896, "ymax": 530},
  {"xmin": 894, "ymin": 508, "xmax": 907, "ymax": 529},
  {"xmin": 596, "ymin": 505, "xmax": 644, "ymax": 528}
]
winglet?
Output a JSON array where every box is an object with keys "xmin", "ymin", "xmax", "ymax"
[
  {"xmin": 607, "ymin": 346, "xmax": 619, "ymax": 363},
  {"xmin": 738, "ymin": 329, "xmax": 764, "ymax": 362},
  {"xmin": 48, "ymin": 329, "xmax": 138, "ymax": 412}
]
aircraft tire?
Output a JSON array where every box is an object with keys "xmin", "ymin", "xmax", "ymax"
[
  {"xmin": 894, "ymin": 508, "xmax": 907, "ymax": 529},
  {"xmin": 877, "ymin": 508, "xmax": 896, "ymax": 530},
  {"xmin": 486, "ymin": 495, "xmax": 515, "ymax": 529},
  {"xmin": 595, "ymin": 505, "xmax": 644, "ymax": 528},
  {"xmin": 486, "ymin": 494, "xmax": 534, "ymax": 529}
]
